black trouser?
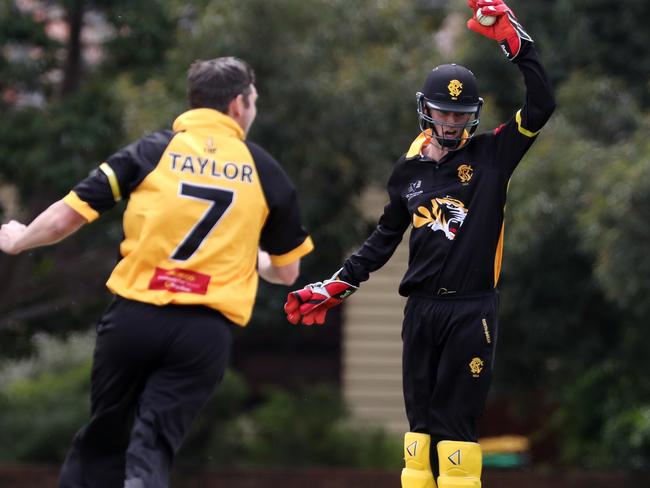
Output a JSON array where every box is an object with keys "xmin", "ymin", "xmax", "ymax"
[
  {"xmin": 59, "ymin": 296, "xmax": 233, "ymax": 488},
  {"xmin": 401, "ymin": 290, "xmax": 499, "ymax": 476}
]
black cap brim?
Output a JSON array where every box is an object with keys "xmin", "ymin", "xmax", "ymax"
[{"xmin": 425, "ymin": 100, "xmax": 479, "ymax": 113}]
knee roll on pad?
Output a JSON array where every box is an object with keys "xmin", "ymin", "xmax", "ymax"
[
  {"xmin": 401, "ymin": 432, "xmax": 437, "ymax": 488},
  {"xmin": 436, "ymin": 440, "xmax": 482, "ymax": 488}
]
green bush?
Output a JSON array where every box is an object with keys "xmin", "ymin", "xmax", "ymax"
[
  {"xmin": 603, "ymin": 406, "xmax": 650, "ymax": 469},
  {"xmin": 212, "ymin": 384, "xmax": 401, "ymax": 469},
  {"xmin": 181, "ymin": 382, "xmax": 401, "ymax": 469},
  {"xmin": 0, "ymin": 363, "xmax": 90, "ymax": 462},
  {"xmin": 0, "ymin": 334, "xmax": 400, "ymax": 469}
]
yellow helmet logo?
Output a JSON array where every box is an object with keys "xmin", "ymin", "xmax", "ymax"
[{"xmin": 448, "ymin": 79, "xmax": 463, "ymax": 99}]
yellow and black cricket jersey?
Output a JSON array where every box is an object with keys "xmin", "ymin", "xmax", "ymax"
[
  {"xmin": 339, "ymin": 44, "xmax": 555, "ymax": 296},
  {"xmin": 63, "ymin": 108, "xmax": 313, "ymax": 326}
]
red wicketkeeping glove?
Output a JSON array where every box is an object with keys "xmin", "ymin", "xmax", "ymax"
[
  {"xmin": 467, "ymin": 0, "xmax": 533, "ymax": 61},
  {"xmin": 284, "ymin": 274, "xmax": 358, "ymax": 326}
]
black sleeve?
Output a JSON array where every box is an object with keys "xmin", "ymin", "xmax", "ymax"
[
  {"xmin": 71, "ymin": 130, "xmax": 174, "ymax": 214},
  {"xmin": 338, "ymin": 162, "xmax": 411, "ymax": 286},
  {"xmin": 248, "ymin": 141, "xmax": 310, "ymax": 256},
  {"xmin": 494, "ymin": 43, "xmax": 556, "ymax": 176}
]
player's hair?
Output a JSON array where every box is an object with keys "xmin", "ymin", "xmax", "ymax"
[{"xmin": 187, "ymin": 57, "xmax": 256, "ymax": 113}]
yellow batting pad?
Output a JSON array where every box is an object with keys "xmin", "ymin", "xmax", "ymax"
[
  {"xmin": 437, "ymin": 440, "xmax": 482, "ymax": 488},
  {"xmin": 401, "ymin": 432, "xmax": 437, "ymax": 488}
]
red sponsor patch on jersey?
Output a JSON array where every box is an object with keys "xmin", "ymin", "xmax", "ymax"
[
  {"xmin": 149, "ymin": 267, "xmax": 211, "ymax": 295},
  {"xmin": 493, "ymin": 123, "xmax": 506, "ymax": 135}
]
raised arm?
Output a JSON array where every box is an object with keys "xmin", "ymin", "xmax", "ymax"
[
  {"xmin": 467, "ymin": 0, "xmax": 555, "ymax": 125},
  {"xmin": 467, "ymin": 0, "xmax": 556, "ymax": 174}
]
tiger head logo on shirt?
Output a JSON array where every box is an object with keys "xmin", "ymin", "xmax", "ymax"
[{"xmin": 413, "ymin": 196, "xmax": 468, "ymax": 240}]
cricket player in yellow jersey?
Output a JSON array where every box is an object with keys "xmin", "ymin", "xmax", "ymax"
[{"xmin": 0, "ymin": 57, "xmax": 313, "ymax": 488}]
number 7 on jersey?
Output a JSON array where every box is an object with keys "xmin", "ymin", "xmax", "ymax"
[{"xmin": 171, "ymin": 182, "xmax": 235, "ymax": 261}]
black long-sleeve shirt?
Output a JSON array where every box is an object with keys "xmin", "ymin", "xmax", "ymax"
[{"xmin": 339, "ymin": 43, "xmax": 555, "ymax": 297}]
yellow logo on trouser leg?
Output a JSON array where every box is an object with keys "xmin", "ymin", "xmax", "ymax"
[
  {"xmin": 401, "ymin": 432, "xmax": 437, "ymax": 488},
  {"xmin": 437, "ymin": 441, "xmax": 482, "ymax": 488},
  {"xmin": 469, "ymin": 357, "xmax": 484, "ymax": 377}
]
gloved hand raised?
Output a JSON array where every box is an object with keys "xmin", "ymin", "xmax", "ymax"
[
  {"xmin": 284, "ymin": 272, "xmax": 357, "ymax": 326},
  {"xmin": 467, "ymin": 0, "xmax": 532, "ymax": 61}
]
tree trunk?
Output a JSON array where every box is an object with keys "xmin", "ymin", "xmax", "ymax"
[{"xmin": 61, "ymin": 0, "xmax": 85, "ymax": 95}]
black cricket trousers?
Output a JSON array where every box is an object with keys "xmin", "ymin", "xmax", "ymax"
[
  {"xmin": 59, "ymin": 296, "xmax": 233, "ymax": 488},
  {"xmin": 402, "ymin": 290, "xmax": 499, "ymax": 475}
]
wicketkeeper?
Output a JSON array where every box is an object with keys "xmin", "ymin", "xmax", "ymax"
[{"xmin": 285, "ymin": 1, "xmax": 555, "ymax": 487}]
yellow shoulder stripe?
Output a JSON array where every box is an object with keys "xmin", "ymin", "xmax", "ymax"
[
  {"xmin": 270, "ymin": 236, "xmax": 315, "ymax": 267},
  {"xmin": 515, "ymin": 110, "xmax": 541, "ymax": 138},
  {"xmin": 99, "ymin": 162, "xmax": 122, "ymax": 202}
]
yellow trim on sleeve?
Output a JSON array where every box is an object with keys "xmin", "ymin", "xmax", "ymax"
[
  {"xmin": 62, "ymin": 191, "xmax": 100, "ymax": 223},
  {"xmin": 515, "ymin": 110, "xmax": 541, "ymax": 138},
  {"xmin": 494, "ymin": 221, "xmax": 505, "ymax": 286},
  {"xmin": 99, "ymin": 162, "xmax": 122, "ymax": 202},
  {"xmin": 269, "ymin": 236, "xmax": 315, "ymax": 267}
]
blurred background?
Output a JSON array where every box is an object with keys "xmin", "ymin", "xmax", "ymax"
[{"xmin": 1, "ymin": 0, "xmax": 649, "ymax": 486}]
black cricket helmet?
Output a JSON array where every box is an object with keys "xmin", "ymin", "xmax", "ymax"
[{"xmin": 417, "ymin": 63, "xmax": 483, "ymax": 150}]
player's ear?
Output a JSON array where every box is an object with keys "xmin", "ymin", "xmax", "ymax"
[{"xmin": 227, "ymin": 94, "xmax": 244, "ymax": 118}]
